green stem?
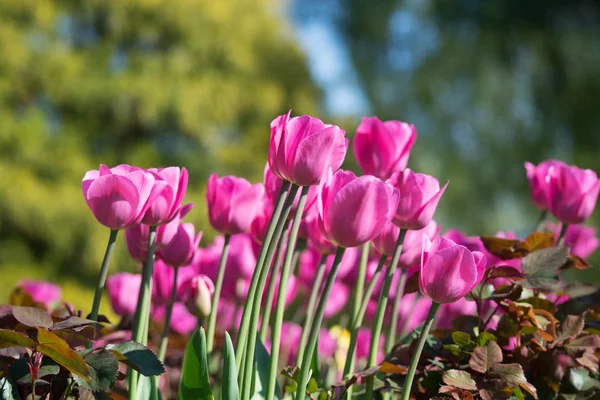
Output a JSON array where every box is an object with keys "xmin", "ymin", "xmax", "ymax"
[
  {"xmin": 266, "ymin": 187, "xmax": 310, "ymax": 400},
  {"xmin": 342, "ymin": 255, "xmax": 387, "ymax": 398},
  {"xmin": 353, "ymin": 242, "xmax": 370, "ymax": 322},
  {"xmin": 386, "ymin": 268, "xmax": 407, "ymax": 353},
  {"xmin": 297, "ymin": 254, "xmax": 328, "ymax": 366},
  {"xmin": 400, "ymin": 302, "xmax": 440, "ymax": 400},
  {"xmin": 365, "ymin": 229, "xmax": 407, "ymax": 399},
  {"xmin": 157, "ymin": 267, "xmax": 179, "ymax": 362},
  {"xmin": 295, "ymin": 246, "xmax": 346, "ymax": 400},
  {"xmin": 557, "ymin": 223, "xmax": 569, "ymax": 246},
  {"xmin": 89, "ymin": 229, "xmax": 119, "ymax": 321},
  {"xmin": 206, "ymin": 234, "xmax": 231, "ymax": 352},
  {"xmin": 534, "ymin": 209, "xmax": 549, "ymax": 232},
  {"xmin": 260, "ymin": 232, "xmax": 288, "ymax": 341},
  {"xmin": 236, "ymin": 181, "xmax": 292, "ymax": 369},
  {"xmin": 239, "ymin": 184, "xmax": 298, "ymax": 400},
  {"xmin": 128, "ymin": 225, "xmax": 157, "ymax": 400}
]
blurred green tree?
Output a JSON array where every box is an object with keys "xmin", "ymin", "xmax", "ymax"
[{"xmin": 0, "ymin": 0, "xmax": 320, "ymax": 304}]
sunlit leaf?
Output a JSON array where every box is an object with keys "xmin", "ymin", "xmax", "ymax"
[
  {"xmin": 178, "ymin": 328, "xmax": 214, "ymax": 400},
  {"xmin": 34, "ymin": 328, "xmax": 89, "ymax": 380},
  {"xmin": 442, "ymin": 369, "xmax": 477, "ymax": 391},
  {"xmin": 489, "ymin": 363, "xmax": 527, "ymax": 388},
  {"xmin": 221, "ymin": 332, "xmax": 239, "ymax": 400},
  {"xmin": 105, "ymin": 341, "xmax": 164, "ymax": 377},
  {"xmin": 469, "ymin": 341, "xmax": 503, "ymax": 373},
  {"xmin": 0, "ymin": 329, "xmax": 34, "ymax": 349}
]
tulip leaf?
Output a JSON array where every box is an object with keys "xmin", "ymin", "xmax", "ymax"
[
  {"xmin": 0, "ymin": 377, "xmax": 20, "ymax": 400},
  {"xmin": 0, "ymin": 329, "xmax": 35, "ymax": 349},
  {"xmin": 178, "ymin": 328, "xmax": 214, "ymax": 400},
  {"xmin": 251, "ymin": 333, "xmax": 281, "ymax": 400},
  {"xmin": 221, "ymin": 332, "xmax": 239, "ymax": 400},
  {"xmin": 11, "ymin": 306, "xmax": 54, "ymax": 329},
  {"xmin": 105, "ymin": 341, "xmax": 165, "ymax": 377},
  {"xmin": 34, "ymin": 328, "xmax": 90, "ymax": 380},
  {"xmin": 73, "ymin": 349, "xmax": 119, "ymax": 392},
  {"xmin": 442, "ymin": 370, "xmax": 477, "ymax": 391}
]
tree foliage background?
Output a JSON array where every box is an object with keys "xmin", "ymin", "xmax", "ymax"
[{"xmin": 2, "ymin": 0, "xmax": 600, "ymax": 308}]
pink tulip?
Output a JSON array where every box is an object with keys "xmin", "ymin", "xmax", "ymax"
[
  {"xmin": 419, "ymin": 236, "xmax": 486, "ymax": 304},
  {"xmin": 442, "ymin": 229, "xmax": 486, "ymax": 253},
  {"xmin": 207, "ymin": 174, "xmax": 265, "ymax": 235},
  {"xmin": 304, "ymin": 213, "xmax": 336, "ymax": 255},
  {"xmin": 250, "ymin": 194, "xmax": 273, "ymax": 244},
  {"xmin": 215, "ymin": 299, "xmax": 243, "ymax": 334},
  {"xmin": 263, "ymin": 274, "xmax": 297, "ymax": 308},
  {"xmin": 158, "ymin": 222, "xmax": 202, "ymax": 268},
  {"xmin": 545, "ymin": 163, "xmax": 600, "ymax": 224},
  {"xmin": 396, "ymin": 293, "xmax": 431, "ymax": 333},
  {"xmin": 268, "ymin": 111, "xmax": 348, "ymax": 186},
  {"xmin": 317, "ymin": 169, "xmax": 399, "ymax": 248},
  {"xmin": 140, "ymin": 167, "xmax": 188, "ymax": 226},
  {"xmin": 324, "ymin": 282, "xmax": 350, "ymax": 319},
  {"xmin": 356, "ymin": 328, "xmax": 385, "ymax": 363},
  {"xmin": 546, "ymin": 222, "xmax": 599, "ymax": 259},
  {"xmin": 372, "ymin": 220, "xmax": 440, "ymax": 265},
  {"xmin": 319, "ymin": 329, "xmax": 337, "ymax": 358},
  {"xmin": 152, "ymin": 260, "xmax": 197, "ymax": 306},
  {"xmin": 264, "ymin": 163, "xmax": 319, "ymax": 216},
  {"xmin": 125, "ymin": 204, "xmax": 194, "ymax": 262},
  {"xmin": 389, "ymin": 169, "xmax": 448, "ymax": 230},
  {"xmin": 82, "ymin": 164, "xmax": 167, "ymax": 230},
  {"xmin": 18, "ymin": 280, "xmax": 62, "ymax": 309},
  {"xmin": 180, "ymin": 275, "xmax": 215, "ymax": 318},
  {"xmin": 299, "ymin": 247, "xmax": 359, "ymax": 287},
  {"xmin": 353, "ymin": 117, "xmax": 417, "ymax": 180},
  {"xmin": 524, "ymin": 160, "xmax": 566, "ymax": 210},
  {"xmin": 435, "ymin": 297, "xmax": 478, "ymax": 329},
  {"xmin": 152, "ymin": 302, "xmax": 197, "ymax": 334},
  {"xmin": 106, "ymin": 273, "xmax": 141, "ymax": 317}
]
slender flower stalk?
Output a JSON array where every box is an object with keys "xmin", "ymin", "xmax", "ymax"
[
  {"xmin": 239, "ymin": 186, "xmax": 298, "ymax": 399},
  {"xmin": 365, "ymin": 229, "xmax": 407, "ymax": 399},
  {"xmin": 386, "ymin": 268, "xmax": 407, "ymax": 353},
  {"xmin": 157, "ymin": 267, "xmax": 179, "ymax": 362},
  {"xmin": 401, "ymin": 302, "xmax": 440, "ymax": 400},
  {"xmin": 260, "ymin": 232, "xmax": 288, "ymax": 340},
  {"xmin": 296, "ymin": 254, "xmax": 327, "ymax": 365},
  {"xmin": 206, "ymin": 234, "xmax": 231, "ymax": 352},
  {"xmin": 89, "ymin": 229, "xmax": 119, "ymax": 322},
  {"xmin": 295, "ymin": 247, "xmax": 346, "ymax": 400},
  {"xmin": 353, "ymin": 243, "xmax": 370, "ymax": 320},
  {"xmin": 128, "ymin": 225, "xmax": 157, "ymax": 400},
  {"xmin": 266, "ymin": 187, "xmax": 310, "ymax": 400},
  {"xmin": 342, "ymin": 255, "xmax": 387, "ymax": 398},
  {"xmin": 236, "ymin": 181, "xmax": 292, "ymax": 369},
  {"xmin": 557, "ymin": 223, "xmax": 569, "ymax": 246},
  {"xmin": 534, "ymin": 209, "xmax": 548, "ymax": 232}
]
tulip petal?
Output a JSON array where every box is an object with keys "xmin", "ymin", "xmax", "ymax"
[{"xmin": 86, "ymin": 174, "xmax": 140, "ymax": 229}]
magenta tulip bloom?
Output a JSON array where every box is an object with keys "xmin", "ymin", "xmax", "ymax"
[
  {"xmin": 250, "ymin": 195, "xmax": 273, "ymax": 244},
  {"xmin": 304, "ymin": 213, "xmax": 336, "ymax": 255},
  {"xmin": 353, "ymin": 117, "xmax": 417, "ymax": 180},
  {"xmin": 142, "ymin": 167, "xmax": 188, "ymax": 226},
  {"xmin": 152, "ymin": 260, "xmax": 197, "ymax": 306},
  {"xmin": 158, "ymin": 222, "xmax": 202, "ymax": 268},
  {"xmin": 372, "ymin": 220, "xmax": 440, "ymax": 264},
  {"xmin": 19, "ymin": 280, "xmax": 62, "ymax": 309},
  {"xmin": 419, "ymin": 236, "xmax": 486, "ymax": 304},
  {"xmin": 264, "ymin": 163, "xmax": 318, "ymax": 215},
  {"xmin": 207, "ymin": 174, "xmax": 265, "ymax": 235},
  {"xmin": 547, "ymin": 222, "xmax": 599, "ymax": 259},
  {"xmin": 152, "ymin": 303, "xmax": 197, "ymax": 334},
  {"xmin": 389, "ymin": 169, "xmax": 448, "ymax": 230},
  {"xmin": 82, "ymin": 164, "xmax": 167, "ymax": 230},
  {"xmin": 524, "ymin": 159, "xmax": 566, "ymax": 210},
  {"xmin": 106, "ymin": 273, "xmax": 142, "ymax": 317},
  {"xmin": 317, "ymin": 169, "xmax": 399, "ymax": 248},
  {"xmin": 268, "ymin": 111, "xmax": 348, "ymax": 186},
  {"xmin": 544, "ymin": 163, "xmax": 600, "ymax": 224},
  {"xmin": 396, "ymin": 293, "xmax": 431, "ymax": 333},
  {"xmin": 436, "ymin": 297, "xmax": 478, "ymax": 329}
]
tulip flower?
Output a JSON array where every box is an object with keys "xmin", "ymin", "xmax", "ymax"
[
  {"xmin": 389, "ymin": 169, "xmax": 449, "ymax": 230},
  {"xmin": 158, "ymin": 222, "xmax": 202, "ymax": 268},
  {"xmin": 435, "ymin": 297, "xmax": 478, "ymax": 329},
  {"xmin": 207, "ymin": 174, "xmax": 265, "ymax": 235},
  {"xmin": 181, "ymin": 275, "xmax": 215, "ymax": 319},
  {"xmin": 372, "ymin": 220, "xmax": 440, "ymax": 265},
  {"xmin": 317, "ymin": 169, "xmax": 399, "ymax": 248},
  {"xmin": 353, "ymin": 116, "xmax": 417, "ymax": 180},
  {"xmin": 152, "ymin": 303, "xmax": 197, "ymax": 335},
  {"xmin": 544, "ymin": 162, "xmax": 600, "ymax": 224},
  {"xmin": 142, "ymin": 167, "xmax": 188, "ymax": 226},
  {"xmin": 303, "ymin": 213, "xmax": 336, "ymax": 255},
  {"xmin": 19, "ymin": 280, "xmax": 62, "ymax": 310},
  {"xmin": 82, "ymin": 164, "xmax": 167, "ymax": 230},
  {"xmin": 268, "ymin": 111, "xmax": 348, "ymax": 186},
  {"xmin": 547, "ymin": 222, "xmax": 600, "ymax": 259},
  {"xmin": 419, "ymin": 235, "xmax": 486, "ymax": 304},
  {"xmin": 263, "ymin": 163, "xmax": 318, "ymax": 215},
  {"xmin": 152, "ymin": 260, "xmax": 197, "ymax": 306},
  {"xmin": 250, "ymin": 194, "xmax": 273, "ymax": 244},
  {"xmin": 524, "ymin": 159, "xmax": 566, "ymax": 210},
  {"xmin": 106, "ymin": 273, "xmax": 142, "ymax": 317}
]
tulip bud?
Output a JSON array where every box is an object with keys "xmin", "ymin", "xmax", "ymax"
[
  {"xmin": 158, "ymin": 222, "xmax": 202, "ymax": 268},
  {"xmin": 184, "ymin": 275, "xmax": 215, "ymax": 319},
  {"xmin": 353, "ymin": 116, "xmax": 417, "ymax": 180},
  {"xmin": 268, "ymin": 111, "xmax": 348, "ymax": 186},
  {"xmin": 524, "ymin": 160, "xmax": 565, "ymax": 210},
  {"xmin": 142, "ymin": 167, "xmax": 189, "ymax": 226},
  {"xmin": 207, "ymin": 174, "xmax": 265, "ymax": 235},
  {"xmin": 419, "ymin": 236, "xmax": 486, "ymax": 304},
  {"xmin": 317, "ymin": 168, "xmax": 399, "ymax": 248},
  {"xmin": 388, "ymin": 169, "xmax": 448, "ymax": 230}
]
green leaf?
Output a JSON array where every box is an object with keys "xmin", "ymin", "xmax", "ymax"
[
  {"xmin": 469, "ymin": 340, "xmax": 503, "ymax": 373},
  {"xmin": 73, "ymin": 349, "xmax": 119, "ymax": 392},
  {"xmin": 569, "ymin": 368, "xmax": 600, "ymax": 391},
  {"xmin": 310, "ymin": 337, "xmax": 320, "ymax": 383},
  {"xmin": 178, "ymin": 328, "xmax": 214, "ymax": 400},
  {"xmin": 34, "ymin": 328, "xmax": 90, "ymax": 380},
  {"xmin": 306, "ymin": 378, "xmax": 318, "ymax": 394},
  {"xmin": 221, "ymin": 332, "xmax": 239, "ymax": 400},
  {"xmin": 0, "ymin": 377, "xmax": 20, "ymax": 400},
  {"xmin": 251, "ymin": 333, "xmax": 281, "ymax": 400},
  {"xmin": 477, "ymin": 332, "xmax": 497, "ymax": 347},
  {"xmin": 0, "ymin": 329, "xmax": 35, "ymax": 349},
  {"xmin": 136, "ymin": 376, "xmax": 153, "ymax": 400},
  {"xmin": 452, "ymin": 331, "xmax": 474, "ymax": 350},
  {"xmin": 489, "ymin": 363, "xmax": 527, "ymax": 388},
  {"xmin": 441, "ymin": 369, "xmax": 477, "ymax": 391},
  {"xmin": 11, "ymin": 306, "xmax": 53, "ymax": 329},
  {"xmin": 105, "ymin": 341, "xmax": 165, "ymax": 377}
]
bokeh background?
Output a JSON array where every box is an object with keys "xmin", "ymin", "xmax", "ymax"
[{"xmin": 1, "ymin": 0, "xmax": 599, "ymax": 312}]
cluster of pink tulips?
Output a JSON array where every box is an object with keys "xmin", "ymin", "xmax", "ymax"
[{"xmin": 75, "ymin": 110, "xmax": 600, "ymax": 399}]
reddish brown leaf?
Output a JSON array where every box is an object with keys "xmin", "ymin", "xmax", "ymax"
[
  {"xmin": 517, "ymin": 232, "xmax": 555, "ymax": 253},
  {"xmin": 556, "ymin": 313, "xmax": 586, "ymax": 345},
  {"xmin": 489, "ymin": 363, "xmax": 527, "ymax": 388},
  {"xmin": 481, "ymin": 236, "xmax": 523, "ymax": 260},
  {"xmin": 469, "ymin": 341, "xmax": 503, "ymax": 373},
  {"xmin": 442, "ymin": 369, "xmax": 477, "ymax": 391},
  {"xmin": 565, "ymin": 334, "xmax": 600, "ymax": 355},
  {"xmin": 378, "ymin": 362, "xmax": 407, "ymax": 374},
  {"xmin": 12, "ymin": 306, "xmax": 53, "ymax": 329},
  {"xmin": 488, "ymin": 266, "xmax": 524, "ymax": 281},
  {"xmin": 576, "ymin": 352, "xmax": 599, "ymax": 374},
  {"xmin": 520, "ymin": 382, "xmax": 538, "ymax": 399},
  {"xmin": 0, "ymin": 329, "xmax": 35, "ymax": 349}
]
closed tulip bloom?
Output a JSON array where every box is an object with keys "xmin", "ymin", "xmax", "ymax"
[
  {"xmin": 142, "ymin": 167, "xmax": 188, "ymax": 226},
  {"xmin": 544, "ymin": 163, "xmax": 600, "ymax": 224},
  {"xmin": 353, "ymin": 117, "xmax": 417, "ymax": 180},
  {"xmin": 181, "ymin": 275, "xmax": 215, "ymax": 319},
  {"xmin": 419, "ymin": 236, "xmax": 486, "ymax": 304},
  {"xmin": 547, "ymin": 222, "xmax": 600, "ymax": 259},
  {"xmin": 82, "ymin": 164, "xmax": 167, "ymax": 230},
  {"xmin": 207, "ymin": 174, "xmax": 265, "ymax": 235},
  {"xmin": 524, "ymin": 160, "xmax": 566, "ymax": 210},
  {"xmin": 158, "ymin": 222, "xmax": 202, "ymax": 268},
  {"xmin": 269, "ymin": 111, "xmax": 348, "ymax": 186},
  {"xmin": 389, "ymin": 169, "xmax": 449, "ymax": 230},
  {"xmin": 318, "ymin": 169, "xmax": 399, "ymax": 248},
  {"xmin": 106, "ymin": 273, "xmax": 142, "ymax": 317},
  {"xmin": 19, "ymin": 280, "xmax": 62, "ymax": 309}
]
